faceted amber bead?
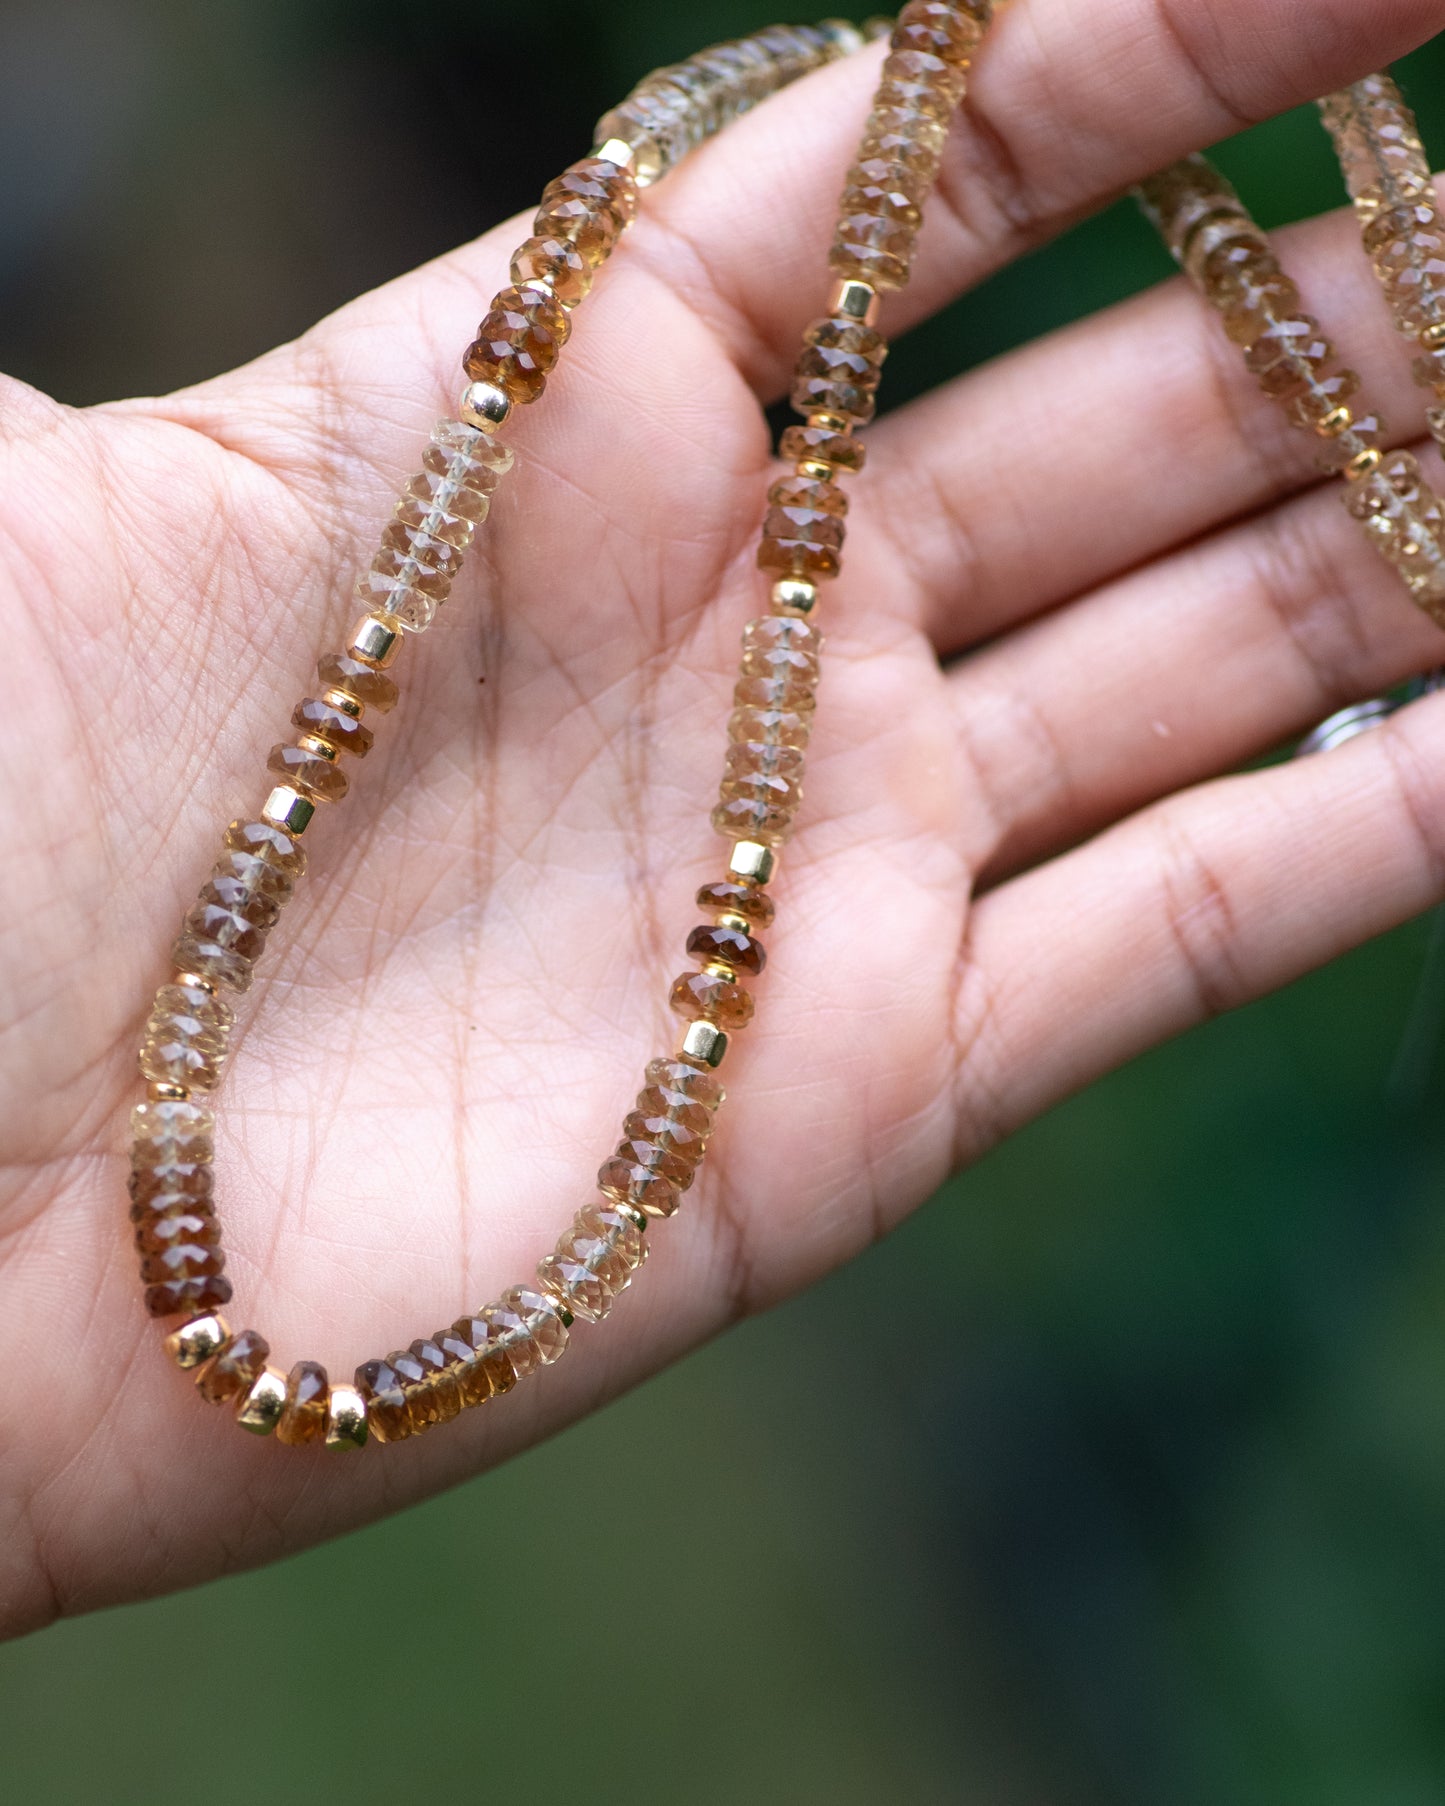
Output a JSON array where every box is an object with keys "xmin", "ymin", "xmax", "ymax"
[
  {"xmin": 759, "ymin": 494, "xmax": 846, "ymax": 581},
  {"xmin": 860, "ymin": 107, "xmax": 948, "ymax": 178},
  {"xmin": 447, "ymin": 1314, "xmax": 516, "ymax": 1405},
  {"xmin": 358, "ymin": 545, "xmax": 453, "ymax": 632},
  {"xmin": 538, "ymin": 1202, "xmax": 646, "ymax": 1323},
  {"xmin": 197, "ymin": 1328, "xmax": 269, "ymax": 1403},
  {"xmin": 598, "ymin": 1153, "xmax": 681, "ymax": 1217},
  {"xmin": 878, "ymin": 50, "xmax": 967, "ymax": 121},
  {"xmin": 317, "ymin": 651, "xmax": 400, "ymax": 715},
  {"xmin": 1195, "ymin": 234, "xmax": 1277, "ymax": 300},
  {"xmin": 697, "ymin": 880, "xmax": 776, "ymax": 929},
  {"xmin": 408, "ymin": 1338, "xmax": 463, "ymax": 1423},
  {"xmin": 147, "ymin": 1274, "xmax": 232, "ymax": 1319},
  {"xmin": 180, "ymin": 902, "xmax": 269, "ymax": 972},
  {"xmin": 778, "ymin": 424, "xmax": 866, "ymax": 474},
  {"xmin": 1283, "ymin": 369, "xmax": 1361, "ymax": 430},
  {"xmin": 292, "ymin": 697, "xmax": 374, "ymax": 757},
  {"xmin": 224, "ymin": 818, "xmax": 307, "ymax": 881},
  {"xmin": 139, "ymin": 982, "xmax": 234, "ymax": 1092},
  {"xmin": 268, "ymin": 743, "xmax": 348, "ymax": 804},
  {"xmin": 669, "ymin": 969, "xmax": 755, "ymax": 1032},
  {"xmin": 1220, "ymin": 276, "xmax": 1301, "ymax": 348},
  {"xmin": 277, "ymin": 1361, "xmax": 329, "ymax": 1447},
  {"xmin": 512, "ymin": 235, "xmax": 593, "ymax": 307},
  {"xmin": 840, "ymin": 173, "xmax": 923, "ymax": 229},
  {"xmin": 140, "ymin": 1240, "xmax": 224, "ymax": 1286},
  {"xmin": 729, "ymin": 703, "xmax": 812, "ymax": 750},
  {"xmin": 625, "ymin": 1097, "xmax": 711, "ymax": 1159},
  {"xmin": 894, "ymin": 0, "xmax": 982, "ymax": 65},
  {"xmin": 497, "ymin": 1286, "xmax": 569, "ymax": 1367},
  {"xmin": 134, "ymin": 1209, "xmax": 219, "ymax": 1255},
  {"xmin": 129, "ymin": 1160, "xmax": 212, "ymax": 1207},
  {"xmin": 1243, "ymin": 315, "xmax": 1331, "ymax": 399},
  {"xmin": 613, "ymin": 1135, "xmax": 695, "ymax": 1190},
  {"xmin": 380, "ymin": 519, "xmax": 467, "ymax": 579},
  {"xmin": 464, "ymin": 284, "xmax": 568, "ymax": 404},
  {"xmin": 382, "ymin": 1347, "xmax": 440, "ymax": 1434},
  {"xmin": 830, "ymin": 213, "xmax": 916, "ymax": 291},
  {"xmin": 644, "ymin": 1056, "xmax": 725, "ymax": 1111},
  {"xmin": 769, "ymin": 473, "xmax": 848, "ymax": 517},
  {"xmin": 355, "ymin": 1358, "xmax": 412, "ymax": 1443},
  {"xmin": 171, "ymin": 932, "xmax": 249, "ymax": 993},
  {"xmin": 686, "ymin": 921, "xmax": 766, "ymax": 977},
  {"xmin": 743, "ymin": 615, "xmax": 822, "ymax": 680},
  {"xmin": 131, "ymin": 1097, "xmax": 214, "ymax": 1157},
  {"xmin": 211, "ymin": 848, "xmax": 295, "ymax": 907},
  {"xmin": 792, "ymin": 317, "xmax": 888, "ymax": 422},
  {"xmin": 715, "ymin": 741, "xmax": 805, "ymax": 845},
  {"xmin": 195, "ymin": 879, "xmax": 281, "ymax": 936}
]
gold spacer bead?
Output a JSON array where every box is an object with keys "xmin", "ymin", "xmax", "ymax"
[
  {"xmin": 349, "ymin": 614, "xmax": 402, "ymax": 669},
  {"xmin": 235, "ymin": 1366, "xmax": 289, "ymax": 1436},
  {"xmin": 828, "ymin": 276, "xmax": 881, "ymax": 328},
  {"xmin": 715, "ymin": 912, "xmax": 753, "ymax": 934},
  {"xmin": 680, "ymin": 1020, "xmax": 729, "ymax": 1069},
  {"xmin": 459, "ymin": 381, "xmax": 512, "ymax": 434},
  {"xmin": 262, "ymin": 785, "xmax": 316, "ymax": 836},
  {"xmin": 728, "ymin": 840, "xmax": 776, "ymax": 885},
  {"xmin": 172, "ymin": 970, "xmax": 217, "ymax": 996},
  {"xmin": 324, "ymin": 1384, "xmax": 370, "ymax": 1452},
  {"xmin": 147, "ymin": 1079, "xmax": 191, "ymax": 1102},
  {"xmin": 1316, "ymin": 406, "xmax": 1353, "ymax": 437},
  {"xmin": 1345, "ymin": 447, "xmax": 1383, "ymax": 482},
  {"xmin": 613, "ymin": 1200, "xmax": 649, "ymax": 1233},
  {"xmin": 296, "ymin": 734, "xmax": 339, "ymax": 763},
  {"xmin": 796, "ymin": 458, "xmax": 835, "ymax": 482},
  {"xmin": 538, "ymin": 1291, "xmax": 574, "ymax": 1330},
  {"xmin": 809, "ymin": 412, "xmax": 851, "ymax": 435},
  {"xmin": 772, "ymin": 577, "xmax": 818, "ymax": 616},
  {"xmin": 1422, "ymin": 321, "xmax": 1445, "ymax": 350},
  {"xmin": 593, "ymin": 137, "xmax": 636, "ymax": 168},
  {"xmin": 321, "ymin": 688, "xmax": 363, "ymax": 719},
  {"xmin": 703, "ymin": 961, "xmax": 739, "ymax": 982},
  {"xmin": 164, "ymin": 1313, "xmax": 232, "ymax": 1371}
]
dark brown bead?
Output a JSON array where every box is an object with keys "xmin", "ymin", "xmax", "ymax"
[
  {"xmin": 292, "ymin": 698, "xmax": 375, "ymax": 757},
  {"xmin": 134, "ymin": 1210, "xmax": 220, "ymax": 1255},
  {"xmin": 464, "ymin": 284, "xmax": 569, "ymax": 404},
  {"xmin": 448, "ymin": 1314, "xmax": 518, "ymax": 1403},
  {"xmin": 197, "ymin": 1328, "xmax": 270, "ymax": 1402},
  {"xmin": 140, "ymin": 1241, "xmax": 223, "ymax": 1285},
  {"xmin": 355, "ymin": 1357, "xmax": 411, "ymax": 1443},
  {"xmin": 385, "ymin": 1347, "xmax": 440, "ymax": 1434},
  {"xmin": 696, "ymin": 880, "xmax": 777, "ymax": 929},
  {"xmin": 686, "ymin": 922, "xmax": 766, "ymax": 977},
  {"xmin": 146, "ymin": 1274, "xmax": 232, "ymax": 1318},
  {"xmin": 129, "ymin": 1161, "xmax": 213, "ymax": 1206},
  {"xmin": 277, "ymin": 1361, "xmax": 329, "ymax": 1447}
]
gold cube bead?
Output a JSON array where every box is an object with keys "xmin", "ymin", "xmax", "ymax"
[
  {"xmin": 593, "ymin": 137, "xmax": 635, "ymax": 167},
  {"xmin": 325, "ymin": 1384, "xmax": 370, "ymax": 1452},
  {"xmin": 349, "ymin": 614, "xmax": 402, "ymax": 669},
  {"xmin": 262, "ymin": 785, "xmax": 316, "ymax": 836},
  {"xmin": 459, "ymin": 381, "xmax": 512, "ymax": 434},
  {"xmin": 828, "ymin": 277, "xmax": 881, "ymax": 327},
  {"xmin": 165, "ymin": 1313, "xmax": 232, "ymax": 1371},
  {"xmin": 728, "ymin": 840, "xmax": 776, "ymax": 885},
  {"xmin": 680, "ymin": 1020, "xmax": 730, "ymax": 1069},
  {"xmin": 235, "ymin": 1366, "xmax": 289, "ymax": 1435},
  {"xmin": 772, "ymin": 578, "xmax": 818, "ymax": 616}
]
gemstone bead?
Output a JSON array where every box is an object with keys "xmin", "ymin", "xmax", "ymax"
[
  {"xmin": 317, "ymin": 652, "xmax": 399, "ymax": 715},
  {"xmin": 139, "ymin": 982, "xmax": 234, "ymax": 1092},
  {"xmin": 512, "ymin": 234, "xmax": 593, "ymax": 307},
  {"xmin": 355, "ymin": 1357, "xmax": 412, "ymax": 1443},
  {"xmin": 778, "ymin": 424, "xmax": 866, "ymax": 474},
  {"xmin": 792, "ymin": 316, "xmax": 888, "ymax": 423},
  {"xmin": 223, "ymin": 818, "xmax": 306, "ymax": 881},
  {"xmin": 276, "ymin": 1361, "xmax": 330, "ymax": 1446},
  {"xmin": 292, "ymin": 698, "xmax": 375, "ymax": 757},
  {"xmin": 134, "ymin": 1209, "xmax": 219, "ymax": 1255},
  {"xmin": 696, "ymin": 880, "xmax": 776, "ymax": 928},
  {"xmin": 267, "ymin": 743, "xmax": 348, "ymax": 804},
  {"xmin": 686, "ymin": 922, "xmax": 767, "ymax": 977},
  {"xmin": 407, "ymin": 1338, "xmax": 464, "ymax": 1423},
  {"xmin": 537, "ymin": 1202, "xmax": 647, "ymax": 1323},
  {"xmin": 669, "ymin": 969, "xmax": 755, "ymax": 1032},
  {"xmin": 464, "ymin": 284, "xmax": 569, "ymax": 404},
  {"xmin": 482, "ymin": 1287, "xmax": 569, "ymax": 1379},
  {"xmin": 446, "ymin": 1314, "xmax": 517, "ymax": 1405},
  {"xmin": 197, "ymin": 1328, "xmax": 270, "ymax": 1404}
]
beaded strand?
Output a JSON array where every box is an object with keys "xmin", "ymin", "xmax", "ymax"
[
  {"xmin": 1138, "ymin": 154, "xmax": 1445, "ymax": 623},
  {"xmin": 134, "ymin": 21, "xmax": 866, "ymax": 1450},
  {"xmin": 1319, "ymin": 73, "xmax": 1445, "ymax": 457}
]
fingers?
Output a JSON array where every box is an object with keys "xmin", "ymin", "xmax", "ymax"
[
  {"xmin": 861, "ymin": 181, "xmax": 1445, "ymax": 657},
  {"xmin": 951, "ymin": 687, "xmax": 1445, "ymax": 1162}
]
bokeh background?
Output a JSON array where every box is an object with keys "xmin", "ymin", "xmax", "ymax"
[{"xmin": 5, "ymin": 4, "xmax": 1445, "ymax": 1801}]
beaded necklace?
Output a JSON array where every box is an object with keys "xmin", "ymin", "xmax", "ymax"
[{"xmin": 128, "ymin": 4, "xmax": 998, "ymax": 1451}]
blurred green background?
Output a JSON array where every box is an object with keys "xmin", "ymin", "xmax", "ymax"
[{"xmin": 6, "ymin": 4, "xmax": 1445, "ymax": 1801}]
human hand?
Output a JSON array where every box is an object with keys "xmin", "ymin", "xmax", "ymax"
[{"xmin": 5, "ymin": 0, "xmax": 1445, "ymax": 1639}]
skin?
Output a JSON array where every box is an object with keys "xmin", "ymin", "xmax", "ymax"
[{"xmin": 3, "ymin": 0, "xmax": 1445, "ymax": 1642}]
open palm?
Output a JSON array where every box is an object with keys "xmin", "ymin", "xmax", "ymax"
[{"xmin": 6, "ymin": 0, "xmax": 1445, "ymax": 1641}]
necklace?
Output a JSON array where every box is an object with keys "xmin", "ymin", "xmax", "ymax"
[{"xmin": 129, "ymin": 4, "xmax": 997, "ymax": 1451}]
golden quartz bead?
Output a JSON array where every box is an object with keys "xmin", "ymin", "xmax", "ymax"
[
  {"xmin": 236, "ymin": 1366, "xmax": 289, "ymax": 1435},
  {"xmin": 325, "ymin": 1385, "xmax": 369, "ymax": 1451},
  {"xmin": 276, "ymin": 1361, "xmax": 330, "ymax": 1446},
  {"xmin": 164, "ymin": 1313, "xmax": 232, "ymax": 1371}
]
